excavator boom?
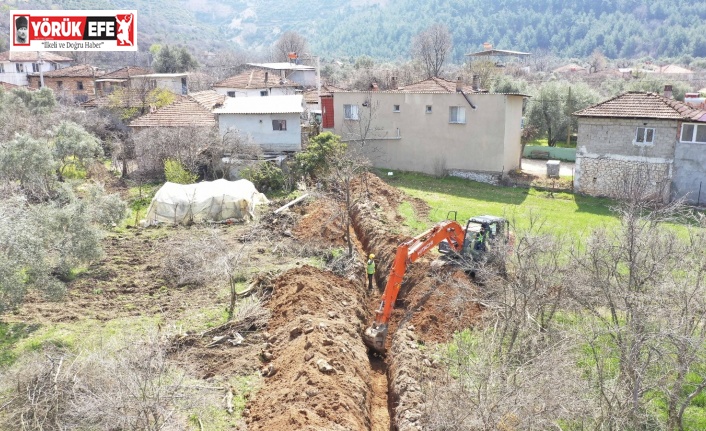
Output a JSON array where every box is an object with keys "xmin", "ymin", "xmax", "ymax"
[{"xmin": 363, "ymin": 220, "xmax": 466, "ymax": 353}]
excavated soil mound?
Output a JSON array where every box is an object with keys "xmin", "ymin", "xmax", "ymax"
[
  {"xmin": 292, "ymin": 199, "xmax": 348, "ymax": 247},
  {"xmin": 245, "ymin": 265, "xmax": 376, "ymax": 431}
]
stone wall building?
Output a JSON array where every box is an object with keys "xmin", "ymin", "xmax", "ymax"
[
  {"xmin": 574, "ymin": 90, "xmax": 706, "ymax": 204},
  {"xmin": 27, "ymin": 64, "xmax": 103, "ymax": 103}
]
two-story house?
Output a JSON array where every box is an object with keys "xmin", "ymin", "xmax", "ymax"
[
  {"xmin": 573, "ymin": 88, "xmax": 706, "ymax": 204},
  {"xmin": 245, "ymin": 62, "xmax": 317, "ymax": 87},
  {"xmin": 94, "ymin": 66, "xmax": 151, "ymax": 96},
  {"xmin": 0, "ymin": 51, "xmax": 73, "ymax": 86},
  {"xmin": 326, "ymin": 77, "xmax": 527, "ymax": 178}
]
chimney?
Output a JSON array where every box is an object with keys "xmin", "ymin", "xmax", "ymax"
[
  {"xmin": 265, "ymin": 71, "xmax": 268, "ymax": 83},
  {"xmin": 371, "ymin": 82, "xmax": 379, "ymax": 91},
  {"xmin": 664, "ymin": 84, "xmax": 673, "ymax": 99},
  {"xmin": 390, "ymin": 76, "xmax": 398, "ymax": 90},
  {"xmin": 456, "ymin": 76, "xmax": 463, "ymax": 92},
  {"xmin": 472, "ymin": 75, "xmax": 480, "ymax": 91}
]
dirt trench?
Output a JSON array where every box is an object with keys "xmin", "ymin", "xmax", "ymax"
[{"xmin": 245, "ymin": 173, "xmax": 481, "ymax": 431}]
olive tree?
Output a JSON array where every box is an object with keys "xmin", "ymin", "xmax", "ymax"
[
  {"xmin": 526, "ymin": 80, "xmax": 599, "ymax": 146},
  {"xmin": 51, "ymin": 121, "xmax": 103, "ymax": 180},
  {"xmin": 0, "ymin": 185, "xmax": 125, "ymax": 315}
]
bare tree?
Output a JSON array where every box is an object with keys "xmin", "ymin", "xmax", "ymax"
[
  {"xmin": 412, "ymin": 24, "xmax": 452, "ymax": 78},
  {"xmin": 272, "ymin": 31, "xmax": 309, "ymax": 62},
  {"xmin": 0, "ymin": 331, "xmax": 217, "ymax": 430},
  {"xmin": 133, "ymin": 126, "xmax": 218, "ymax": 178},
  {"xmin": 419, "ymin": 215, "xmax": 593, "ymax": 429},
  {"xmin": 567, "ymin": 183, "xmax": 706, "ymax": 429}
]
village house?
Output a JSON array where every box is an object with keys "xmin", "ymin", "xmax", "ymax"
[
  {"xmin": 325, "ymin": 77, "xmax": 526, "ymax": 178},
  {"xmin": 94, "ymin": 66, "xmax": 151, "ymax": 96},
  {"xmin": 0, "ymin": 51, "xmax": 73, "ymax": 87},
  {"xmin": 573, "ymin": 88, "xmax": 706, "ymax": 204},
  {"xmin": 213, "ymin": 69, "xmax": 300, "ymax": 98},
  {"xmin": 27, "ymin": 64, "xmax": 103, "ymax": 102},
  {"xmin": 130, "ymin": 72, "xmax": 190, "ymax": 95},
  {"xmin": 245, "ymin": 62, "xmax": 317, "ymax": 87},
  {"xmin": 214, "ymin": 94, "xmax": 304, "ymax": 152}
]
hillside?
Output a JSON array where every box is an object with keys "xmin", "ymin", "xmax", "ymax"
[{"xmin": 2, "ymin": 0, "xmax": 706, "ymax": 60}]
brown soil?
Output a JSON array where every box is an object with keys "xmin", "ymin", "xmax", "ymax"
[
  {"xmin": 6, "ymin": 170, "xmax": 486, "ymax": 431},
  {"xmin": 245, "ymin": 266, "xmax": 376, "ymax": 431}
]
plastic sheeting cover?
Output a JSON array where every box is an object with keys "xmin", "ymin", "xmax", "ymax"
[{"xmin": 144, "ymin": 179, "xmax": 269, "ymax": 224}]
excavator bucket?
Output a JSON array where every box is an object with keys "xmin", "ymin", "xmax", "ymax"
[{"xmin": 363, "ymin": 325, "xmax": 388, "ymax": 353}]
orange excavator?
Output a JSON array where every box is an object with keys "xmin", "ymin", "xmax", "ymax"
[
  {"xmin": 363, "ymin": 214, "xmax": 510, "ymax": 353},
  {"xmin": 363, "ymin": 219, "xmax": 467, "ymax": 353}
]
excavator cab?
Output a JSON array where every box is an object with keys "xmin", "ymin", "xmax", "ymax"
[{"xmin": 438, "ymin": 214, "xmax": 509, "ymax": 260}]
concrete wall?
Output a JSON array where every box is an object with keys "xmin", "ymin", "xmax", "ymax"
[
  {"xmin": 328, "ymin": 92, "xmax": 523, "ymax": 176},
  {"xmin": 218, "ymin": 112, "xmax": 301, "ymax": 152},
  {"xmin": 214, "ymin": 87, "xmax": 295, "ymax": 97},
  {"xmin": 673, "ymin": 141, "xmax": 706, "ymax": 205},
  {"xmin": 0, "ymin": 61, "xmax": 67, "ymax": 86},
  {"xmin": 287, "ymin": 70, "xmax": 316, "ymax": 86},
  {"xmin": 575, "ymin": 117, "xmax": 677, "ymax": 201}
]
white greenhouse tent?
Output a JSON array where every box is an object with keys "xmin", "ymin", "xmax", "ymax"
[{"xmin": 144, "ymin": 179, "xmax": 269, "ymax": 225}]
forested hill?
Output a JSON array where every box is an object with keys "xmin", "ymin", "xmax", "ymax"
[{"xmin": 2, "ymin": 0, "xmax": 706, "ymax": 61}]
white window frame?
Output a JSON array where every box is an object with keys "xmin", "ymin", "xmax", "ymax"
[
  {"xmin": 393, "ymin": 104, "xmax": 400, "ymax": 112},
  {"xmin": 633, "ymin": 126, "xmax": 655, "ymax": 146},
  {"xmin": 680, "ymin": 123, "xmax": 706, "ymax": 144},
  {"xmin": 227, "ymin": 91, "xmax": 236, "ymax": 97},
  {"xmin": 15, "ymin": 63, "xmax": 24, "ymax": 73},
  {"xmin": 425, "ymin": 105, "xmax": 432, "ymax": 114},
  {"xmin": 344, "ymin": 104, "xmax": 359, "ymax": 120},
  {"xmin": 0, "ymin": 63, "xmax": 4, "ymax": 73},
  {"xmin": 32, "ymin": 63, "xmax": 40, "ymax": 73},
  {"xmin": 260, "ymin": 90, "xmax": 268, "ymax": 96},
  {"xmin": 449, "ymin": 106, "xmax": 466, "ymax": 124}
]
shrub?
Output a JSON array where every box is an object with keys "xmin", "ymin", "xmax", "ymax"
[
  {"xmin": 164, "ymin": 158, "xmax": 198, "ymax": 184},
  {"xmin": 241, "ymin": 161, "xmax": 286, "ymax": 192}
]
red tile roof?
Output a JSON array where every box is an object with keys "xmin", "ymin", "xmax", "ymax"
[
  {"xmin": 189, "ymin": 90, "xmax": 225, "ymax": 109},
  {"xmin": 574, "ymin": 92, "xmax": 706, "ymax": 122},
  {"xmin": 99, "ymin": 66, "xmax": 151, "ymax": 80},
  {"xmin": 129, "ymin": 96, "xmax": 216, "ymax": 128},
  {"xmin": 329, "ymin": 77, "xmax": 478, "ymax": 94},
  {"xmin": 28, "ymin": 64, "xmax": 103, "ymax": 78},
  {"xmin": 0, "ymin": 51, "xmax": 73, "ymax": 62},
  {"xmin": 213, "ymin": 69, "xmax": 299, "ymax": 89}
]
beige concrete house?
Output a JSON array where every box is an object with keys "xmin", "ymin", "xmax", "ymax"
[
  {"xmin": 326, "ymin": 77, "xmax": 526, "ymax": 178},
  {"xmin": 573, "ymin": 90, "xmax": 706, "ymax": 204}
]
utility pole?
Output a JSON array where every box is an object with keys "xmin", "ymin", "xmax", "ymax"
[{"xmin": 38, "ymin": 51, "xmax": 45, "ymax": 88}]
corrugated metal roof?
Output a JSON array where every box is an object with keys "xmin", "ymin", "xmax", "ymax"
[
  {"xmin": 574, "ymin": 91, "xmax": 706, "ymax": 122},
  {"xmin": 465, "ymin": 49, "xmax": 531, "ymax": 57},
  {"xmin": 214, "ymin": 95, "xmax": 304, "ymax": 114},
  {"xmin": 246, "ymin": 62, "xmax": 315, "ymax": 71}
]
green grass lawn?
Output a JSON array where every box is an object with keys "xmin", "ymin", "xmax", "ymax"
[{"xmin": 377, "ymin": 169, "xmax": 619, "ymax": 239}]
